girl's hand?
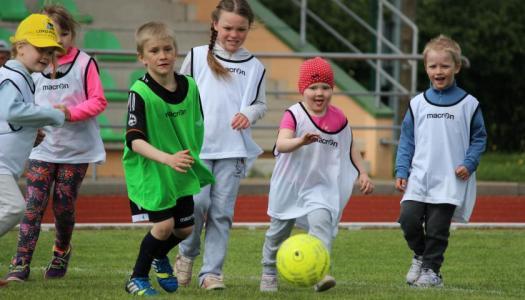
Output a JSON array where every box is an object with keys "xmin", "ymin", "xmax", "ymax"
[
  {"xmin": 164, "ymin": 149, "xmax": 195, "ymax": 173},
  {"xmin": 300, "ymin": 132, "xmax": 320, "ymax": 145},
  {"xmin": 54, "ymin": 104, "xmax": 71, "ymax": 121},
  {"xmin": 34, "ymin": 129, "xmax": 45, "ymax": 147},
  {"xmin": 358, "ymin": 173, "xmax": 374, "ymax": 194},
  {"xmin": 231, "ymin": 113, "xmax": 250, "ymax": 130},
  {"xmin": 455, "ymin": 165, "xmax": 470, "ymax": 181},
  {"xmin": 395, "ymin": 178, "xmax": 407, "ymax": 192}
]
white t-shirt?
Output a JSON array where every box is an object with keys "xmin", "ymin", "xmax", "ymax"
[
  {"xmin": 402, "ymin": 93, "xmax": 479, "ymax": 222},
  {"xmin": 180, "ymin": 45, "xmax": 265, "ymax": 161}
]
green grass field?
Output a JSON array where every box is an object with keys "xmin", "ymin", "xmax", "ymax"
[
  {"xmin": 476, "ymin": 152, "xmax": 525, "ymax": 182},
  {"xmin": 0, "ymin": 228, "xmax": 524, "ymax": 299}
]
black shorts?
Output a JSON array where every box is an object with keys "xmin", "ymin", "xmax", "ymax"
[{"xmin": 130, "ymin": 195, "xmax": 194, "ymax": 228}]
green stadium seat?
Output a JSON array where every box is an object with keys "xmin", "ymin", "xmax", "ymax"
[
  {"xmin": 128, "ymin": 69, "xmax": 146, "ymax": 87},
  {"xmin": 0, "ymin": 0, "xmax": 30, "ymax": 22},
  {"xmin": 99, "ymin": 69, "xmax": 128, "ymax": 102},
  {"xmin": 38, "ymin": 0, "xmax": 93, "ymax": 24},
  {"xmin": 97, "ymin": 113, "xmax": 123, "ymax": 142},
  {"xmin": 83, "ymin": 29, "xmax": 136, "ymax": 62},
  {"xmin": 0, "ymin": 28, "xmax": 14, "ymax": 44}
]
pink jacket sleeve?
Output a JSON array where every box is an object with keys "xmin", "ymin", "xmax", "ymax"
[{"xmin": 68, "ymin": 59, "xmax": 107, "ymax": 122}]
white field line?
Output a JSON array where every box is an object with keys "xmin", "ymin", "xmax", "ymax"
[{"xmin": 18, "ymin": 222, "xmax": 525, "ymax": 230}]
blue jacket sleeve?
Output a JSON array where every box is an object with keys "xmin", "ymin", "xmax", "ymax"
[
  {"xmin": 395, "ymin": 108, "xmax": 415, "ymax": 179},
  {"xmin": 463, "ymin": 107, "xmax": 487, "ymax": 174}
]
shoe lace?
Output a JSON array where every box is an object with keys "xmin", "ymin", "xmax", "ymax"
[
  {"xmin": 153, "ymin": 258, "xmax": 174, "ymax": 276},
  {"xmin": 9, "ymin": 263, "xmax": 28, "ymax": 273}
]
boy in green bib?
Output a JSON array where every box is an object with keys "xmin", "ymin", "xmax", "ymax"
[{"xmin": 123, "ymin": 22, "xmax": 214, "ymax": 296}]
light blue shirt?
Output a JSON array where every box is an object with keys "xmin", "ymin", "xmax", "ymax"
[{"xmin": 395, "ymin": 82, "xmax": 487, "ymax": 179}]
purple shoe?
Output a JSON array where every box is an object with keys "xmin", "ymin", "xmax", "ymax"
[
  {"xmin": 44, "ymin": 246, "xmax": 72, "ymax": 279},
  {"xmin": 5, "ymin": 257, "xmax": 30, "ymax": 282}
]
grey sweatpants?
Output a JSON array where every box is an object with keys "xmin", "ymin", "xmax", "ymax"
[
  {"xmin": 261, "ymin": 208, "xmax": 333, "ymax": 275},
  {"xmin": 0, "ymin": 175, "xmax": 25, "ymax": 237},
  {"xmin": 178, "ymin": 158, "xmax": 245, "ymax": 285}
]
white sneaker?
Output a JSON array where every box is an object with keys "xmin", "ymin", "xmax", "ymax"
[
  {"xmin": 201, "ymin": 274, "xmax": 226, "ymax": 290},
  {"xmin": 174, "ymin": 254, "xmax": 193, "ymax": 287},
  {"xmin": 314, "ymin": 275, "xmax": 336, "ymax": 292},
  {"xmin": 259, "ymin": 274, "xmax": 278, "ymax": 292},
  {"xmin": 413, "ymin": 268, "xmax": 444, "ymax": 288},
  {"xmin": 406, "ymin": 255, "xmax": 423, "ymax": 285}
]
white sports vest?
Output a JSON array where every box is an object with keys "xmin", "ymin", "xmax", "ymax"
[
  {"xmin": 31, "ymin": 51, "xmax": 105, "ymax": 164},
  {"xmin": 403, "ymin": 93, "xmax": 479, "ymax": 222},
  {"xmin": 0, "ymin": 66, "xmax": 38, "ymax": 176},
  {"xmin": 268, "ymin": 103, "xmax": 358, "ymax": 235},
  {"xmin": 189, "ymin": 45, "xmax": 264, "ymax": 160}
]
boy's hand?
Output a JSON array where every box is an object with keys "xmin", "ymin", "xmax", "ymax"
[
  {"xmin": 395, "ymin": 178, "xmax": 407, "ymax": 192},
  {"xmin": 358, "ymin": 173, "xmax": 374, "ymax": 194},
  {"xmin": 34, "ymin": 129, "xmax": 45, "ymax": 147},
  {"xmin": 300, "ymin": 132, "xmax": 320, "ymax": 146},
  {"xmin": 164, "ymin": 149, "xmax": 195, "ymax": 173},
  {"xmin": 54, "ymin": 104, "xmax": 71, "ymax": 121},
  {"xmin": 231, "ymin": 113, "xmax": 250, "ymax": 130},
  {"xmin": 455, "ymin": 165, "xmax": 470, "ymax": 181}
]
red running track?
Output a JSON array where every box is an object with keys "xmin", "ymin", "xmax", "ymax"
[{"xmin": 41, "ymin": 195, "xmax": 525, "ymax": 223}]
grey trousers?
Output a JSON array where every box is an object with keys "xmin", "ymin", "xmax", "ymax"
[
  {"xmin": 261, "ymin": 208, "xmax": 333, "ymax": 275},
  {"xmin": 398, "ymin": 200, "xmax": 456, "ymax": 273},
  {"xmin": 0, "ymin": 175, "xmax": 25, "ymax": 237},
  {"xmin": 178, "ymin": 158, "xmax": 245, "ymax": 285}
]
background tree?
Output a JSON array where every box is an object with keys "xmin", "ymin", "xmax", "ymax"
[{"xmin": 260, "ymin": 0, "xmax": 525, "ymax": 151}]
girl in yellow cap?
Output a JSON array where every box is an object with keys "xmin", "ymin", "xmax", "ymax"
[{"xmin": 0, "ymin": 13, "xmax": 65, "ymax": 286}]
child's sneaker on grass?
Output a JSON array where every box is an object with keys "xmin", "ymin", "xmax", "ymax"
[
  {"xmin": 259, "ymin": 274, "xmax": 278, "ymax": 292},
  {"xmin": 5, "ymin": 257, "xmax": 30, "ymax": 282},
  {"xmin": 125, "ymin": 277, "xmax": 159, "ymax": 296},
  {"xmin": 200, "ymin": 274, "xmax": 225, "ymax": 290},
  {"xmin": 413, "ymin": 268, "xmax": 444, "ymax": 288},
  {"xmin": 314, "ymin": 275, "xmax": 336, "ymax": 292},
  {"xmin": 174, "ymin": 254, "xmax": 193, "ymax": 287},
  {"xmin": 44, "ymin": 245, "xmax": 72, "ymax": 279},
  {"xmin": 152, "ymin": 257, "xmax": 178, "ymax": 293},
  {"xmin": 406, "ymin": 255, "xmax": 423, "ymax": 285}
]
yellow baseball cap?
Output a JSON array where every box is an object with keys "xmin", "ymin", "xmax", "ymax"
[{"xmin": 10, "ymin": 14, "xmax": 63, "ymax": 51}]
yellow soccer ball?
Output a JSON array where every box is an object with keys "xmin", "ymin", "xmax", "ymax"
[{"xmin": 276, "ymin": 234, "xmax": 330, "ymax": 286}]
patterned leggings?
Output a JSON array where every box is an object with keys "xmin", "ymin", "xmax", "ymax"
[{"xmin": 15, "ymin": 160, "xmax": 88, "ymax": 264}]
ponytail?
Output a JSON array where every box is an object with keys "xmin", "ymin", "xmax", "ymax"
[{"xmin": 206, "ymin": 24, "xmax": 229, "ymax": 78}]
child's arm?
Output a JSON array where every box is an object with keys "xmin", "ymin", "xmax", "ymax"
[
  {"xmin": 275, "ymin": 128, "xmax": 319, "ymax": 153},
  {"xmin": 65, "ymin": 59, "xmax": 107, "ymax": 122},
  {"xmin": 350, "ymin": 139, "xmax": 374, "ymax": 194},
  {"xmin": 457, "ymin": 108, "xmax": 487, "ymax": 180},
  {"xmin": 0, "ymin": 81, "xmax": 65, "ymax": 127},
  {"xmin": 131, "ymin": 139, "xmax": 195, "ymax": 173},
  {"xmin": 237, "ymin": 73, "xmax": 267, "ymax": 129},
  {"xmin": 395, "ymin": 109, "xmax": 415, "ymax": 192}
]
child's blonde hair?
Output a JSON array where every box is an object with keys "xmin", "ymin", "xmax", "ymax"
[
  {"xmin": 208, "ymin": 0, "xmax": 254, "ymax": 78},
  {"xmin": 41, "ymin": 4, "xmax": 78, "ymax": 41},
  {"xmin": 423, "ymin": 34, "xmax": 462, "ymax": 67},
  {"xmin": 135, "ymin": 22, "xmax": 177, "ymax": 55}
]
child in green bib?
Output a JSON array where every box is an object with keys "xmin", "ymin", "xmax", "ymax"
[{"xmin": 122, "ymin": 21, "xmax": 214, "ymax": 296}]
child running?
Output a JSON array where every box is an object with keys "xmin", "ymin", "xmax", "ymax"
[
  {"xmin": 260, "ymin": 57, "xmax": 374, "ymax": 292},
  {"xmin": 395, "ymin": 34, "xmax": 487, "ymax": 288},
  {"xmin": 5, "ymin": 5, "xmax": 107, "ymax": 282},
  {"xmin": 0, "ymin": 13, "xmax": 65, "ymax": 284},
  {"xmin": 174, "ymin": 0, "xmax": 267, "ymax": 290},
  {"xmin": 123, "ymin": 21, "xmax": 214, "ymax": 296}
]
